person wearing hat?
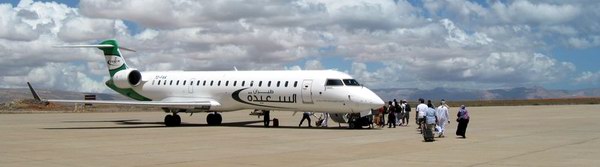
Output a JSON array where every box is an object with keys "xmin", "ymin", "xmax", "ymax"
[{"xmin": 436, "ymin": 100, "xmax": 450, "ymax": 137}]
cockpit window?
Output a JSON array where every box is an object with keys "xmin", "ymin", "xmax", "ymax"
[
  {"xmin": 325, "ymin": 79, "xmax": 344, "ymax": 86},
  {"xmin": 343, "ymin": 79, "xmax": 361, "ymax": 86}
]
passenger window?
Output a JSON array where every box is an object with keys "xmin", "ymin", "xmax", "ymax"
[
  {"xmin": 285, "ymin": 81, "xmax": 289, "ymax": 87},
  {"xmin": 343, "ymin": 79, "xmax": 361, "ymax": 86},
  {"xmin": 210, "ymin": 80, "xmax": 214, "ymax": 86},
  {"xmin": 218, "ymin": 80, "xmax": 221, "ymax": 86},
  {"xmin": 277, "ymin": 81, "xmax": 281, "ymax": 87},
  {"xmin": 157, "ymin": 80, "xmax": 161, "ymax": 85},
  {"xmin": 203, "ymin": 80, "xmax": 207, "ymax": 86},
  {"xmin": 242, "ymin": 81, "xmax": 246, "ymax": 87},
  {"xmin": 268, "ymin": 81, "xmax": 272, "ymax": 87},
  {"xmin": 225, "ymin": 81, "xmax": 229, "ymax": 86},
  {"xmin": 183, "ymin": 80, "xmax": 186, "ymax": 85},
  {"xmin": 259, "ymin": 81, "xmax": 262, "ymax": 87},
  {"xmin": 196, "ymin": 80, "xmax": 200, "ymax": 86},
  {"xmin": 152, "ymin": 80, "xmax": 155, "ymax": 85},
  {"xmin": 234, "ymin": 81, "xmax": 237, "ymax": 86},
  {"xmin": 294, "ymin": 81, "xmax": 298, "ymax": 87},
  {"xmin": 176, "ymin": 80, "xmax": 180, "ymax": 85},
  {"xmin": 170, "ymin": 80, "xmax": 173, "ymax": 85},
  {"xmin": 326, "ymin": 79, "xmax": 344, "ymax": 86},
  {"xmin": 250, "ymin": 81, "xmax": 254, "ymax": 87}
]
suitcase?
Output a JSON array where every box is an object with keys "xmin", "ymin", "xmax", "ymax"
[{"xmin": 423, "ymin": 124, "xmax": 435, "ymax": 142}]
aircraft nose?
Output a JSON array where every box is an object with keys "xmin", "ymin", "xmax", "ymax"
[
  {"xmin": 361, "ymin": 88, "xmax": 385, "ymax": 109},
  {"xmin": 369, "ymin": 94, "xmax": 385, "ymax": 109}
]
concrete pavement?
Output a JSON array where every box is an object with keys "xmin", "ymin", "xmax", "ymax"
[{"xmin": 1, "ymin": 105, "xmax": 599, "ymax": 166}]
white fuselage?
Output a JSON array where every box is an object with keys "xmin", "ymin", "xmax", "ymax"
[{"xmin": 132, "ymin": 70, "xmax": 384, "ymax": 113}]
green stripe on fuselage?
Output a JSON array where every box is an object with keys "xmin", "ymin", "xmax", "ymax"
[{"xmin": 105, "ymin": 80, "xmax": 151, "ymax": 101}]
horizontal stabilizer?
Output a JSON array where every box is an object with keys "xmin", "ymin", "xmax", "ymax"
[{"xmin": 54, "ymin": 45, "xmax": 136, "ymax": 52}]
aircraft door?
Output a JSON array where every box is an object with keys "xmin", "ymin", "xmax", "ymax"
[
  {"xmin": 301, "ymin": 80, "xmax": 313, "ymax": 104},
  {"xmin": 188, "ymin": 78, "xmax": 195, "ymax": 94}
]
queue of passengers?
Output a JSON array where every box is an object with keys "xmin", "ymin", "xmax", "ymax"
[
  {"xmin": 375, "ymin": 98, "xmax": 470, "ymax": 140},
  {"xmin": 374, "ymin": 99, "xmax": 411, "ymax": 128}
]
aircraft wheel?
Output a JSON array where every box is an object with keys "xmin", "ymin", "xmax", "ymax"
[
  {"xmin": 164, "ymin": 115, "xmax": 174, "ymax": 126},
  {"xmin": 173, "ymin": 114, "xmax": 181, "ymax": 126},
  {"xmin": 214, "ymin": 113, "xmax": 222, "ymax": 125},
  {"xmin": 348, "ymin": 121, "xmax": 356, "ymax": 129},
  {"xmin": 206, "ymin": 113, "xmax": 215, "ymax": 125}
]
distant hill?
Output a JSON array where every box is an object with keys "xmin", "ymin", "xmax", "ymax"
[
  {"xmin": 373, "ymin": 87, "xmax": 600, "ymax": 101},
  {"xmin": 0, "ymin": 88, "xmax": 128, "ymax": 103}
]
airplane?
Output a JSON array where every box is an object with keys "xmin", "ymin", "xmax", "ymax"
[{"xmin": 30, "ymin": 39, "xmax": 385, "ymax": 128}]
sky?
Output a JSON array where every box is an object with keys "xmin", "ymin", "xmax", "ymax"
[{"xmin": 0, "ymin": 0, "xmax": 599, "ymax": 93}]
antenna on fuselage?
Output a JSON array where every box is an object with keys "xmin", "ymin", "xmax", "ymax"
[{"xmin": 233, "ymin": 66, "xmax": 238, "ymax": 71}]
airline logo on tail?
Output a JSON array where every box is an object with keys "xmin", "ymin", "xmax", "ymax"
[{"xmin": 105, "ymin": 55, "xmax": 124, "ymax": 70}]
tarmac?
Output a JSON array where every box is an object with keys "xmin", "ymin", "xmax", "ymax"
[{"xmin": 1, "ymin": 104, "xmax": 600, "ymax": 167}]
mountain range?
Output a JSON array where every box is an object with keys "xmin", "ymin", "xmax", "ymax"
[
  {"xmin": 1, "ymin": 87, "xmax": 599, "ymax": 104},
  {"xmin": 373, "ymin": 86, "xmax": 600, "ymax": 101}
]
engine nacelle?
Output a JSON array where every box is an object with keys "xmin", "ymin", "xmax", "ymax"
[{"xmin": 112, "ymin": 69, "xmax": 142, "ymax": 89}]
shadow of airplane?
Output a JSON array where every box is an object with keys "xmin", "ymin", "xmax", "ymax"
[{"xmin": 43, "ymin": 119, "xmax": 372, "ymax": 130}]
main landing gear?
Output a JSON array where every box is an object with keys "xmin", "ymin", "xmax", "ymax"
[
  {"xmin": 164, "ymin": 113, "xmax": 181, "ymax": 127},
  {"xmin": 206, "ymin": 112, "xmax": 222, "ymax": 126},
  {"xmin": 162, "ymin": 108, "xmax": 222, "ymax": 127}
]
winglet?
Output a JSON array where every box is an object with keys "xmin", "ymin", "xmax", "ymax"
[{"xmin": 27, "ymin": 82, "xmax": 41, "ymax": 102}]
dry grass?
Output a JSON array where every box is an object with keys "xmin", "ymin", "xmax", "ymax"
[
  {"xmin": 423, "ymin": 97, "xmax": 600, "ymax": 107},
  {"xmin": 0, "ymin": 99, "xmax": 161, "ymax": 113}
]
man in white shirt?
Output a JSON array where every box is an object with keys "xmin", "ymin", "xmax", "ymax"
[
  {"xmin": 436, "ymin": 100, "xmax": 450, "ymax": 137},
  {"xmin": 416, "ymin": 98, "xmax": 428, "ymax": 132}
]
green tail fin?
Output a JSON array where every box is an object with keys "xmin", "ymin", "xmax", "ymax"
[{"xmin": 99, "ymin": 40, "xmax": 129, "ymax": 77}]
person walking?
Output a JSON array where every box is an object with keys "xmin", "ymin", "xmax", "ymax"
[
  {"xmin": 403, "ymin": 99, "xmax": 411, "ymax": 126},
  {"xmin": 423, "ymin": 104, "xmax": 437, "ymax": 141},
  {"xmin": 299, "ymin": 111, "xmax": 313, "ymax": 127},
  {"xmin": 394, "ymin": 99, "xmax": 402, "ymax": 126},
  {"xmin": 376, "ymin": 106, "xmax": 385, "ymax": 127},
  {"xmin": 416, "ymin": 98, "xmax": 427, "ymax": 132},
  {"xmin": 456, "ymin": 105, "xmax": 470, "ymax": 138},
  {"xmin": 387, "ymin": 101, "xmax": 396, "ymax": 128},
  {"xmin": 263, "ymin": 110, "xmax": 270, "ymax": 127},
  {"xmin": 436, "ymin": 100, "xmax": 450, "ymax": 137},
  {"xmin": 427, "ymin": 100, "xmax": 435, "ymax": 109}
]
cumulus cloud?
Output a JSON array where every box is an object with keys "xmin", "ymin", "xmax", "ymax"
[
  {"xmin": 57, "ymin": 17, "xmax": 125, "ymax": 42},
  {"xmin": 491, "ymin": 1, "xmax": 581, "ymax": 25},
  {"xmin": 567, "ymin": 36, "xmax": 600, "ymax": 49},
  {"xmin": 1, "ymin": 62, "xmax": 106, "ymax": 92},
  {"xmin": 575, "ymin": 71, "xmax": 600, "ymax": 85},
  {"xmin": 0, "ymin": 0, "xmax": 598, "ymax": 93},
  {"xmin": 0, "ymin": 3, "xmax": 39, "ymax": 41}
]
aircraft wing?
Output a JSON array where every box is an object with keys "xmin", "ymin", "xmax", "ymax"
[
  {"xmin": 28, "ymin": 82, "xmax": 220, "ymax": 109},
  {"xmin": 47, "ymin": 99, "xmax": 221, "ymax": 109}
]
